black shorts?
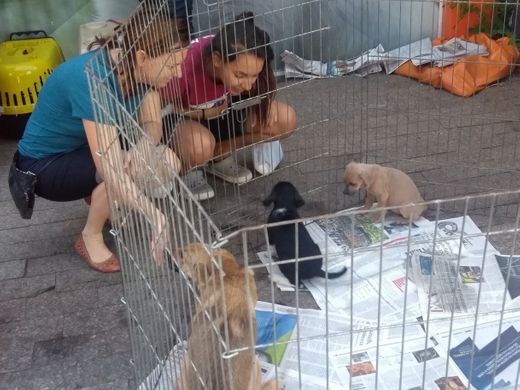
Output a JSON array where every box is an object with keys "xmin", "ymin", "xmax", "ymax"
[
  {"xmin": 162, "ymin": 105, "xmax": 248, "ymax": 144},
  {"xmin": 17, "ymin": 147, "xmax": 98, "ymax": 202},
  {"xmin": 201, "ymin": 106, "xmax": 248, "ymax": 141}
]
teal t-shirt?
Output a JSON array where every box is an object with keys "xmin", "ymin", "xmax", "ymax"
[{"xmin": 18, "ymin": 50, "xmax": 146, "ymax": 159}]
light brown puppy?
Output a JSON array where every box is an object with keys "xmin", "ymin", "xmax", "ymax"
[
  {"xmin": 175, "ymin": 243, "xmax": 278, "ymax": 390},
  {"xmin": 343, "ymin": 162, "xmax": 427, "ymax": 222}
]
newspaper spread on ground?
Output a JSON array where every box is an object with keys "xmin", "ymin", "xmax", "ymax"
[
  {"xmin": 143, "ymin": 210, "xmax": 520, "ymax": 389},
  {"xmin": 331, "ymin": 45, "xmax": 385, "ymax": 77},
  {"xmin": 433, "ymin": 313, "xmax": 520, "ymax": 390},
  {"xmin": 411, "ymin": 252, "xmax": 510, "ymax": 321},
  {"xmin": 280, "ymin": 215, "xmax": 501, "ymax": 322},
  {"xmin": 281, "ymin": 37, "xmax": 489, "ymax": 81},
  {"xmin": 280, "ymin": 45, "xmax": 385, "ymax": 79},
  {"xmin": 139, "ymin": 301, "xmax": 382, "ymax": 389},
  {"xmin": 301, "ymin": 214, "xmax": 433, "ymax": 322},
  {"xmin": 432, "ymin": 37, "xmax": 489, "ymax": 67},
  {"xmin": 331, "ymin": 334, "xmax": 466, "ymax": 390},
  {"xmin": 379, "ymin": 37, "xmax": 433, "ymax": 74},
  {"xmin": 495, "ymin": 254, "xmax": 520, "ymax": 309},
  {"xmin": 256, "ymin": 249, "xmax": 297, "ymax": 291},
  {"xmin": 256, "ymin": 301, "xmax": 383, "ymax": 389}
]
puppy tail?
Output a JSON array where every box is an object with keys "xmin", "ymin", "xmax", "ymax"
[{"xmin": 318, "ymin": 267, "xmax": 348, "ymax": 279}]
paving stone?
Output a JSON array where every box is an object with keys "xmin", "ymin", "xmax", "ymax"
[
  {"xmin": 0, "ymin": 315, "xmax": 63, "ymax": 345},
  {"xmin": 63, "ymin": 305, "xmax": 128, "ymax": 337},
  {"xmin": 0, "ymin": 219, "xmax": 85, "ymax": 246},
  {"xmin": 96, "ymin": 284, "xmax": 125, "ymax": 308},
  {"xmin": 0, "ymin": 364, "xmax": 66, "ymax": 390},
  {"xmin": 25, "ymin": 253, "xmax": 84, "ymax": 277},
  {"xmin": 55, "ymin": 268, "xmax": 122, "ymax": 292},
  {"xmin": 32, "ymin": 334, "xmax": 91, "ymax": 366},
  {"xmin": 78, "ymin": 380, "xmax": 132, "ymax": 390},
  {"xmin": 0, "ymin": 338, "xmax": 34, "ymax": 373},
  {"xmin": 1, "ymin": 205, "xmax": 87, "ymax": 230},
  {"xmin": 1, "ymin": 236, "xmax": 76, "ymax": 262},
  {"xmin": 0, "ymin": 274, "xmax": 55, "ymax": 301},
  {"xmin": 62, "ymin": 352, "xmax": 133, "ymax": 389},
  {"xmin": 0, "ymin": 259, "xmax": 26, "ymax": 281},
  {"xmin": 25, "ymin": 286, "xmax": 100, "ymax": 318},
  {"xmin": 0, "ymin": 298, "xmax": 26, "ymax": 324}
]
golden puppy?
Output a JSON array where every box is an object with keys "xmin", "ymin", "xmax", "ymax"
[
  {"xmin": 343, "ymin": 162, "xmax": 427, "ymax": 222},
  {"xmin": 175, "ymin": 243, "xmax": 278, "ymax": 390}
]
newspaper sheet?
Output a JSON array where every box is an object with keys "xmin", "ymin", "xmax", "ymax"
[
  {"xmin": 256, "ymin": 301, "xmax": 382, "ymax": 388},
  {"xmin": 261, "ymin": 360, "xmax": 344, "ymax": 390},
  {"xmin": 432, "ymin": 37, "xmax": 489, "ymax": 67},
  {"xmin": 331, "ymin": 335, "xmax": 466, "ymax": 390},
  {"xmin": 280, "ymin": 46, "xmax": 385, "ymax": 79},
  {"xmin": 140, "ymin": 301, "xmax": 382, "ymax": 389},
  {"xmin": 299, "ymin": 215, "xmax": 499, "ymax": 322},
  {"xmin": 434, "ymin": 314, "xmax": 520, "ymax": 390},
  {"xmin": 411, "ymin": 252, "xmax": 510, "ymax": 321},
  {"xmin": 400, "ymin": 216, "xmax": 498, "ymax": 258},
  {"xmin": 281, "ymin": 37, "xmax": 489, "ymax": 81},
  {"xmin": 495, "ymin": 254, "xmax": 520, "ymax": 308},
  {"xmin": 379, "ymin": 37, "xmax": 433, "ymax": 74},
  {"xmin": 299, "ymin": 213, "xmax": 433, "ymax": 320},
  {"xmin": 304, "ymin": 261, "xmax": 423, "ymax": 324},
  {"xmin": 256, "ymin": 249, "xmax": 297, "ymax": 291}
]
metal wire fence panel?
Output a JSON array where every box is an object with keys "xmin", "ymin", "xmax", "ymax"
[{"xmin": 86, "ymin": 0, "xmax": 520, "ymax": 388}]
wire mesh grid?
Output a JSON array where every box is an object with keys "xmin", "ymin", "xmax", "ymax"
[{"xmin": 85, "ymin": 0, "xmax": 520, "ymax": 388}]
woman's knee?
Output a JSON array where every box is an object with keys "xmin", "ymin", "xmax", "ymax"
[
  {"xmin": 271, "ymin": 102, "xmax": 297, "ymax": 138},
  {"xmin": 283, "ymin": 104, "xmax": 297, "ymax": 134},
  {"xmin": 175, "ymin": 122, "xmax": 215, "ymax": 167}
]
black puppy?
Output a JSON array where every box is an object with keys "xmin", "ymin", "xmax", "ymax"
[{"xmin": 263, "ymin": 181, "xmax": 348, "ymax": 286}]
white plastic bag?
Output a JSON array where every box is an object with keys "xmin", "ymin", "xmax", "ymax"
[{"xmin": 253, "ymin": 141, "xmax": 284, "ymax": 175}]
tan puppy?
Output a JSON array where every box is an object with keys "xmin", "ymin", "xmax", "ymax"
[
  {"xmin": 175, "ymin": 243, "xmax": 278, "ymax": 390},
  {"xmin": 343, "ymin": 162, "xmax": 427, "ymax": 222}
]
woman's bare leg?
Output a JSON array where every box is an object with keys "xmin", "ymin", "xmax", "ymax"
[
  {"xmin": 214, "ymin": 100, "xmax": 297, "ymax": 159},
  {"xmin": 81, "ymin": 182, "xmax": 113, "ymax": 262}
]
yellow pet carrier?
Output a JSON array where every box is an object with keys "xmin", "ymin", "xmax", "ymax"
[{"xmin": 0, "ymin": 30, "xmax": 64, "ymax": 139}]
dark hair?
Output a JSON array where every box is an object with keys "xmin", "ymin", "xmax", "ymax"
[
  {"xmin": 204, "ymin": 12, "xmax": 276, "ymax": 127},
  {"xmin": 88, "ymin": 2, "xmax": 189, "ymax": 96}
]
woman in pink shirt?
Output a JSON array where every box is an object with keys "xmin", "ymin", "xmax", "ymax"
[{"xmin": 162, "ymin": 12, "xmax": 296, "ymax": 200}]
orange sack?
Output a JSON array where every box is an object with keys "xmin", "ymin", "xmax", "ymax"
[{"xmin": 394, "ymin": 33, "xmax": 519, "ymax": 97}]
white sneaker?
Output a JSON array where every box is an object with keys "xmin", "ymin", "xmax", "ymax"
[
  {"xmin": 253, "ymin": 141, "xmax": 284, "ymax": 176},
  {"xmin": 182, "ymin": 170, "xmax": 215, "ymax": 201},
  {"xmin": 205, "ymin": 155, "xmax": 253, "ymax": 184},
  {"xmin": 147, "ymin": 180, "xmax": 174, "ymax": 199}
]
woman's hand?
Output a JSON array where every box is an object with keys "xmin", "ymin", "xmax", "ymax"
[
  {"xmin": 181, "ymin": 99, "xmax": 228, "ymax": 120},
  {"xmin": 267, "ymin": 102, "xmax": 278, "ymax": 129},
  {"xmin": 203, "ymin": 99, "xmax": 229, "ymax": 119},
  {"xmin": 150, "ymin": 212, "xmax": 169, "ymax": 265}
]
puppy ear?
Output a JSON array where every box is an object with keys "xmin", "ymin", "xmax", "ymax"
[
  {"xmin": 360, "ymin": 170, "xmax": 373, "ymax": 188},
  {"xmin": 294, "ymin": 192, "xmax": 305, "ymax": 208},
  {"xmin": 263, "ymin": 191, "xmax": 275, "ymax": 206}
]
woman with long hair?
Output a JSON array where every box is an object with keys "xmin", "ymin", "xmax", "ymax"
[{"xmin": 162, "ymin": 12, "xmax": 297, "ymax": 200}]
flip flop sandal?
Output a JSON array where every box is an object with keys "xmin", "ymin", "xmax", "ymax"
[{"xmin": 74, "ymin": 234, "xmax": 121, "ymax": 273}]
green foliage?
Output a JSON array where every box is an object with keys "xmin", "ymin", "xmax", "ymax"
[{"xmin": 448, "ymin": 0, "xmax": 520, "ymax": 47}]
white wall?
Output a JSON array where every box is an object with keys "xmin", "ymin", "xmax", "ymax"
[{"xmin": 193, "ymin": 0, "xmax": 439, "ymax": 64}]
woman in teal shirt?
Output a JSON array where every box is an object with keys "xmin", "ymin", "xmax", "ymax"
[{"xmin": 15, "ymin": 6, "xmax": 188, "ymax": 272}]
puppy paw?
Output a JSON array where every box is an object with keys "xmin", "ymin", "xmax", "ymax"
[
  {"xmin": 397, "ymin": 217, "xmax": 411, "ymax": 225},
  {"xmin": 369, "ymin": 215, "xmax": 383, "ymax": 224}
]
